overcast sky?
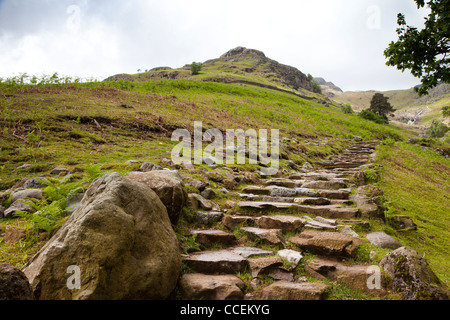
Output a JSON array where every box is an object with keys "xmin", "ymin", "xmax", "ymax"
[{"xmin": 0, "ymin": 0, "xmax": 430, "ymax": 91}]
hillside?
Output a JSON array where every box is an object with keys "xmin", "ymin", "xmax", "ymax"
[
  {"xmin": 333, "ymin": 83, "xmax": 450, "ymax": 127},
  {"xmin": 0, "ymin": 48, "xmax": 449, "ymax": 301}
]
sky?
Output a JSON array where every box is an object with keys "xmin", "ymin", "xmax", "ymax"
[{"xmin": 0, "ymin": 0, "xmax": 430, "ymax": 91}]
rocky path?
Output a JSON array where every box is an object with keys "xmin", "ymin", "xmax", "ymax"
[{"xmin": 178, "ymin": 141, "xmax": 398, "ymax": 300}]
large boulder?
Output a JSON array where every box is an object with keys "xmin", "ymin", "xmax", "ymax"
[
  {"xmin": 0, "ymin": 263, "xmax": 34, "ymax": 300},
  {"xmin": 380, "ymin": 247, "xmax": 449, "ymax": 300},
  {"xmin": 128, "ymin": 171, "xmax": 188, "ymax": 225},
  {"xmin": 22, "ymin": 173, "xmax": 181, "ymax": 300}
]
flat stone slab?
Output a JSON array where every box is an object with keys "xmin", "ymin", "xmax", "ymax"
[
  {"xmin": 317, "ymin": 190, "xmax": 350, "ymax": 200},
  {"xmin": 257, "ymin": 215, "xmax": 304, "ymax": 233},
  {"xmin": 222, "ymin": 215, "xmax": 255, "ymax": 230},
  {"xmin": 241, "ymin": 186, "xmax": 271, "ymax": 195},
  {"xmin": 178, "ymin": 274, "xmax": 246, "ymax": 300},
  {"xmin": 260, "ymin": 281, "xmax": 330, "ymax": 300},
  {"xmin": 366, "ymin": 232, "xmax": 402, "ymax": 250},
  {"xmin": 294, "ymin": 197, "xmax": 331, "ymax": 205},
  {"xmin": 238, "ymin": 201, "xmax": 298, "ymax": 210},
  {"xmin": 289, "ymin": 230, "xmax": 362, "ymax": 258},
  {"xmin": 265, "ymin": 178, "xmax": 303, "ymax": 188},
  {"xmin": 301, "ymin": 180, "xmax": 347, "ymax": 190},
  {"xmin": 240, "ymin": 227, "xmax": 285, "ymax": 245},
  {"xmin": 184, "ymin": 250, "xmax": 249, "ymax": 274},
  {"xmin": 191, "ymin": 230, "xmax": 237, "ymax": 248},
  {"xmin": 229, "ymin": 246, "xmax": 274, "ymax": 258},
  {"xmin": 306, "ymin": 258, "xmax": 386, "ymax": 296},
  {"xmin": 248, "ymin": 256, "xmax": 283, "ymax": 278},
  {"xmin": 295, "ymin": 205, "xmax": 359, "ymax": 219}
]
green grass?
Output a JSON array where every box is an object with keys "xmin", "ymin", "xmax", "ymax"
[{"xmin": 374, "ymin": 141, "xmax": 450, "ymax": 286}]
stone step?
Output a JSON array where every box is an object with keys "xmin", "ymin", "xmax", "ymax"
[
  {"xmin": 240, "ymin": 227, "xmax": 285, "ymax": 245},
  {"xmin": 256, "ymin": 215, "xmax": 304, "ymax": 233},
  {"xmin": 191, "ymin": 230, "xmax": 238, "ymax": 248},
  {"xmin": 183, "ymin": 250, "xmax": 249, "ymax": 274},
  {"xmin": 295, "ymin": 204, "xmax": 359, "ymax": 219},
  {"xmin": 317, "ymin": 189, "xmax": 351, "ymax": 200},
  {"xmin": 301, "ymin": 180, "xmax": 348, "ymax": 190},
  {"xmin": 294, "ymin": 197, "xmax": 331, "ymax": 205},
  {"xmin": 222, "ymin": 215, "xmax": 256, "ymax": 230},
  {"xmin": 305, "ymin": 258, "xmax": 386, "ymax": 296},
  {"xmin": 288, "ymin": 230, "xmax": 363, "ymax": 258},
  {"xmin": 178, "ymin": 274, "xmax": 246, "ymax": 300},
  {"xmin": 258, "ymin": 281, "xmax": 330, "ymax": 300},
  {"xmin": 237, "ymin": 201, "xmax": 299, "ymax": 211},
  {"xmin": 228, "ymin": 246, "xmax": 274, "ymax": 258},
  {"xmin": 264, "ymin": 178, "xmax": 303, "ymax": 188}
]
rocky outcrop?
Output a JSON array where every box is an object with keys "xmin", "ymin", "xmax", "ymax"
[
  {"xmin": 380, "ymin": 247, "xmax": 449, "ymax": 300},
  {"xmin": 22, "ymin": 173, "xmax": 181, "ymax": 300}
]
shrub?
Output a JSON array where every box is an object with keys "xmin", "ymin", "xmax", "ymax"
[
  {"xmin": 341, "ymin": 104, "xmax": 354, "ymax": 114},
  {"xmin": 426, "ymin": 119, "xmax": 449, "ymax": 138},
  {"xmin": 359, "ymin": 109, "xmax": 386, "ymax": 124},
  {"xmin": 190, "ymin": 62, "xmax": 203, "ymax": 75}
]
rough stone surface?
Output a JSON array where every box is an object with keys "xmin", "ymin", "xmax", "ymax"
[
  {"xmin": 191, "ymin": 230, "xmax": 237, "ymax": 248},
  {"xmin": 260, "ymin": 281, "xmax": 329, "ymax": 300},
  {"xmin": 241, "ymin": 227, "xmax": 285, "ymax": 245},
  {"xmin": 3, "ymin": 200, "xmax": 34, "ymax": 218},
  {"xmin": 184, "ymin": 250, "xmax": 249, "ymax": 274},
  {"xmin": 257, "ymin": 215, "xmax": 304, "ymax": 233},
  {"xmin": 379, "ymin": 247, "xmax": 449, "ymax": 300},
  {"xmin": 196, "ymin": 211, "xmax": 223, "ymax": 225},
  {"xmin": 289, "ymin": 230, "xmax": 362, "ymax": 257},
  {"xmin": 229, "ymin": 247, "xmax": 274, "ymax": 258},
  {"xmin": 22, "ymin": 173, "xmax": 181, "ymax": 300},
  {"xmin": 248, "ymin": 256, "xmax": 283, "ymax": 278},
  {"xmin": 128, "ymin": 170, "xmax": 188, "ymax": 225},
  {"xmin": 50, "ymin": 166, "xmax": 69, "ymax": 175},
  {"xmin": 222, "ymin": 215, "xmax": 255, "ymax": 230},
  {"xmin": 390, "ymin": 215, "xmax": 417, "ymax": 231},
  {"xmin": 350, "ymin": 186, "xmax": 384, "ymax": 220},
  {"xmin": 0, "ymin": 263, "xmax": 34, "ymax": 300},
  {"xmin": 277, "ymin": 249, "xmax": 303, "ymax": 268},
  {"xmin": 366, "ymin": 232, "xmax": 402, "ymax": 250},
  {"xmin": 178, "ymin": 274, "xmax": 246, "ymax": 300}
]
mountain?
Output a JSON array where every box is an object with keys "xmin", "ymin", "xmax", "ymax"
[
  {"xmin": 106, "ymin": 47, "xmax": 319, "ymax": 97},
  {"xmin": 313, "ymin": 77, "xmax": 343, "ymax": 97}
]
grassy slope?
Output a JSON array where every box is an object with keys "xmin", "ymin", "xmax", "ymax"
[
  {"xmin": 1, "ymin": 77, "xmax": 448, "ymax": 292},
  {"xmin": 375, "ymin": 141, "xmax": 450, "ymax": 286}
]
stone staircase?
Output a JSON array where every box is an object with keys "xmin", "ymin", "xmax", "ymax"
[{"xmin": 179, "ymin": 141, "xmax": 387, "ymax": 300}]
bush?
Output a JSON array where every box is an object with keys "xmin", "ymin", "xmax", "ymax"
[
  {"xmin": 426, "ymin": 119, "xmax": 449, "ymax": 138},
  {"xmin": 190, "ymin": 62, "xmax": 203, "ymax": 75},
  {"xmin": 359, "ymin": 109, "xmax": 386, "ymax": 124},
  {"xmin": 341, "ymin": 104, "xmax": 354, "ymax": 114}
]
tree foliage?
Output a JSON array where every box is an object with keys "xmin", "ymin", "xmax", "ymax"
[
  {"xmin": 190, "ymin": 62, "xmax": 203, "ymax": 75},
  {"xmin": 369, "ymin": 93, "xmax": 396, "ymax": 123},
  {"xmin": 384, "ymin": 0, "xmax": 449, "ymax": 96},
  {"xmin": 427, "ymin": 119, "xmax": 449, "ymax": 137}
]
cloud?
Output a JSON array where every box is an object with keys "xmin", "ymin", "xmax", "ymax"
[{"xmin": 0, "ymin": 0, "xmax": 431, "ymax": 90}]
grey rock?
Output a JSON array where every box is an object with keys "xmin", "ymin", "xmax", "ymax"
[
  {"xmin": 196, "ymin": 211, "xmax": 223, "ymax": 225},
  {"xmin": 23, "ymin": 178, "xmax": 47, "ymax": 189},
  {"xmin": 380, "ymin": 247, "xmax": 449, "ymax": 300},
  {"xmin": 277, "ymin": 249, "xmax": 303, "ymax": 268},
  {"xmin": 128, "ymin": 170, "xmax": 188, "ymax": 225},
  {"xmin": 22, "ymin": 172, "xmax": 181, "ymax": 300},
  {"xmin": 390, "ymin": 215, "xmax": 417, "ymax": 231},
  {"xmin": 366, "ymin": 232, "xmax": 402, "ymax": 250},
  {"xmin": 50, "ymin": 166, "xmax": 69, "ymax": 175},
  {"xmin": 140, "ymin": 162, "xmax": 162, "ymax": 172},
  {"xmin": 229, "ymin": 247, "xmax": 274, "ymax": 258},
  {"xmin": 11, "ymin": 189, "xmax": 44, "ymax": 202},
  {"xmin": 184, "ymin": 250, "xmax": 248, "ymax": 274},
  {"xmin": 4, "ymin": 200, "xmax": 34, "ymax": 218},
  {"xmin": 201, "ymin": 188, "xmax": 215, "ymax": 200},
  {"xmin": 65, "ymin": 194, "xmax": 84, "ymax": 215}
]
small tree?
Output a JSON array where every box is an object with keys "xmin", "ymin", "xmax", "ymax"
[
  {"xmin": 369, "ymin": 93, "xmax": 396, "ymax": 123},
  {"xmin": 359, "ymin": 109, "xmax": 386, "ymax": 124},
  {"xmin": 427, "ymin": 119, "xmax": 449, "ymax": 138},
  {"xmin": 341, "ymin": 104, "xmax": 354, "ymax": 114},
  {"xmin": 191, "ymin": 62, "xmax": 203, "ymax": 75}
]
